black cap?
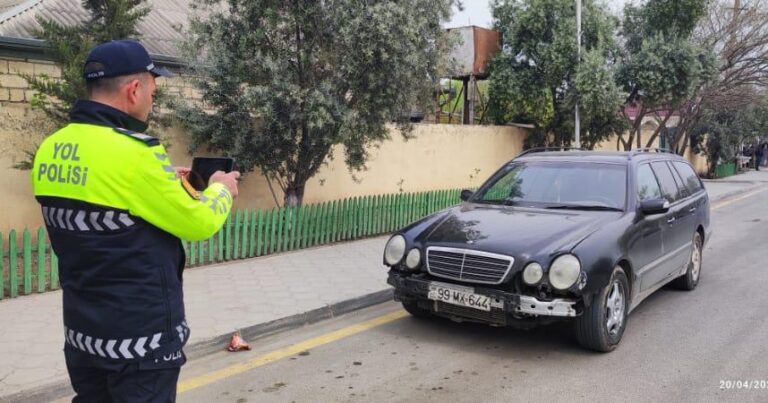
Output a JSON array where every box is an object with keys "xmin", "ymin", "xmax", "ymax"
[{"xmin": 84, "ymin": 39, "xmax": 173, "ymax": 80}]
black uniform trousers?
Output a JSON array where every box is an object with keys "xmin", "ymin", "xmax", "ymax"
[{"xmin": 65, "ymin": 347, "xmax": 185, "ymax": 403}]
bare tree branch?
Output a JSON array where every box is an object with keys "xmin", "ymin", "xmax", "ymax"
[{"xmin": 674, "ymin": 0, "xmax": 768, "ymax": 154}]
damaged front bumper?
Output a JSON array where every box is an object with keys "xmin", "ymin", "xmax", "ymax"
[{"xmin": 388, "ymin": 271, "xmax": 580, "ymax": 327}]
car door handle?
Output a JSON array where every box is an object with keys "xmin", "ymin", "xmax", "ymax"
[
  {"xmin": 667, "ymin": 217, "xmax": 676, "ymax": 224},
  {"xmin": 689, "ymin": 207, "xmax": 696, "ymax": 213}
]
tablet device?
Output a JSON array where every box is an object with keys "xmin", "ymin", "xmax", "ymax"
[{"xmin": 188, "ymin": 157, "xmax": 235, "ymax": 191}]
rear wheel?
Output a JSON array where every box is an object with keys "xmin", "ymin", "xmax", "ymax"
[
  {"xmin": 672, "ymin": 232, "xmax": 703, "ymax": 291},
  {"xmin": 575, "ymin": 266, "xmax": 629, "ymax": 352},
  {"xmin": 402, "ymin": 301, "xmax": 432, "ymax": 318}
]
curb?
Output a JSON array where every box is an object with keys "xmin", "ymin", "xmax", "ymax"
[
  {"xmin": 708, "ymin": 183, "xmax": 764, "ymax": 203},
  {"xmin": 0, "ymin": 288, "xmax": 394, "ymax": 403},
  {"xmin": 185, "ymin": 288, "xmax": 394, "ymax": 359}
]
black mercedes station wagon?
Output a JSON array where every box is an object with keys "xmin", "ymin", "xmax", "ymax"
[{"xmin": 384, "ymin": 148, "xmax": 711, "ymax": 352}]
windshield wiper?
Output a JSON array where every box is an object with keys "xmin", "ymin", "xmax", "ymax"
[
  {"xmin": 473, "ymin": 200, "xmax": 505, "ymax": 205},
  {"xmin": 472, "ymin": 198, "xmax": 520, "ymax": 206},
  {"xmin": 546, "ymin": 204, "xmax": 623, "ymax": 211}
]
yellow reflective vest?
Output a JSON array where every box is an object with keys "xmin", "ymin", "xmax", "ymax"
[
  {"xmin": 31, "ymin": 108, "xmax": 231, "ymax": 362},
  {"xmin": 32, "ymin": 123, "xmax": 232, "ymax": 241}
]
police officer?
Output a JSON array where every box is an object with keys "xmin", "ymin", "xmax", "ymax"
[{"xmin": 31, "ymin": 40, "xmax": 240, "ymax": 402}]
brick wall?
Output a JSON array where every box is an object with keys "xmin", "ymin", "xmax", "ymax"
[
  {"xmin": 159, "ymin": 75, "xmax": 202, "ymax": 101},
  {"xmin": 0, "ymin": 56, "xmax": 201, "ymax": 106},
  {"xmin": 0, "ymin": 58, "xmax": 62, "ymax": 103}
]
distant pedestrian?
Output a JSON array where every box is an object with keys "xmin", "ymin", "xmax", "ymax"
[
  {"xmin": 762, "ymin": 142, "xmax": 768, "ymax": 167},
  {"xmin": 755, "ymin": 143, "xmax": 763, "ymax": 171}
]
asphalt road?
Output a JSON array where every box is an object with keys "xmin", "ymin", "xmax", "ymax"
[{"xmin": 178, "ymin": 188, "xmax": 768, "ymax": 403}]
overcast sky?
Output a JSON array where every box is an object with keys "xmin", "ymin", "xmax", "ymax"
[{"xmin": 446, "ymin": 0, "xmax": 634, "ymax": 29}]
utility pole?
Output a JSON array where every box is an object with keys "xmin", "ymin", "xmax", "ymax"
[{"xmin": 574, "ymin": 0, "xmax": 582, "ymax": 148}]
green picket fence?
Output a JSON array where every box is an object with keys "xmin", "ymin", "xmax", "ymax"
[
  {"xmin": 1, "ymin": 188, "xmax": 463, "ymax": 300},
  {"xmin": 0, "ymin": 227, "xmax": 57, "ymax": 300}
]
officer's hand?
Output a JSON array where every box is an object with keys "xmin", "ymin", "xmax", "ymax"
[
  {"xmin": 175, "ymin": 167, "xmax": 191, "ymax": 179},
  {"xmin": 209, "ymin": 170, "xmax": 241, "ymax": 198}
]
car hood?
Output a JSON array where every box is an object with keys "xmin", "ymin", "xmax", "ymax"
[{"xmin": 423, "ymin": 203, "xmax": 620, "ymax": 258}]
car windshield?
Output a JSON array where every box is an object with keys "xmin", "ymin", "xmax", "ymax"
[{"xmin": 473, "ymin": 161, "xmax": 627, "ymax": 210}]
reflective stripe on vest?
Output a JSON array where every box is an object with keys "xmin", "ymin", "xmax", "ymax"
[{"xmin": 63, "ymin": 321, "xmax": 189, "ymax": 360}]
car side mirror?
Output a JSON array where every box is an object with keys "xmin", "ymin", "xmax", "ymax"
[
  {"xmin": 640, "ymin": 198, "xmax": 669, "ymax": 215},
  {"xmin": 460, "ymin": 189, "xmax": 474, "ymax": 202}
]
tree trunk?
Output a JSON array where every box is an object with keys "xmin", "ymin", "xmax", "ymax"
[
  {"xmin": 618, "ymin": 132, "xmax": 629, "ymax": 151},
  {"xmin": 671, "ymin": 103, "xmax": 702, "ymax": 154},
  {"xmin": 619, "ymin": 108, "xmax": 632, "ymax": 151},
  {"xmin": 627, "ymin": 129, "xmax": 637, "ymax": 151},
  {"xmin": 644, "ymin": 113, "xmax": 673, "ymax": 149},
  {"xmin": 679, "ymin": 131, "xmax": 690, "ymax": 156},
  {"xmin": 619, "ymin": 128, "xmax": 633, "ymax": 151},
  {"xmin": 284, "ymin": 181, "xmax": 307, "ymax": 207},
  {"xmin": 622, "ymin": 128, "xmax": 637, "ymax": 151},
  {"xmin": 623, "ymin": 105, "xmax": 645, "ymax": 151}
]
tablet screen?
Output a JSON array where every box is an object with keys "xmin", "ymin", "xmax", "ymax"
[{"xmin": 189, "ymin": 157, "xmax": 235, "ymax": 190}]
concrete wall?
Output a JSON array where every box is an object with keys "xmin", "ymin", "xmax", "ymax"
[
  {"xmin": 0, "ymin": 106, "xmax": 527, "ymax": 232},
  {"xmin": 0, "ymin": 55, "xmax": 711, "ymax": 233},
  {"xmin": 0, "ymin": 103, "xmax": 58, "ymax": 233},
  {"xmin": 303, "ymin": 124, "xmax": 524, "ymax": 203}
]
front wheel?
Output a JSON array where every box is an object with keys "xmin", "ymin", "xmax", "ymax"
[
  {"xmin": 671, "ymin": 232, "xmax": 703, "ymax": 291},
  {"xmin": 575, "ymin": 267, "xmax": 630, "ymax": 352}
]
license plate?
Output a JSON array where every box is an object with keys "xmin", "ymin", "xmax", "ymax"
[{"xmin": 427, "ymin": 282, "xmax": 491, "ymax": 312}]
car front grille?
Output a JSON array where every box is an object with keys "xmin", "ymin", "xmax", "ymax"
[
  {"xmin": 434, "ymin": 301, "xmax": 507, "ymax": 325},
  {"xmin": 426, "ymin": 247, "xmax": 514, "ymax": 285}
]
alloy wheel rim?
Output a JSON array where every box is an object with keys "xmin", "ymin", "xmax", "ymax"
[
  {"xmin": 605, "ymin": 280, "xmax": 625, "ymax": 336},
  {"xmin": 691, "ymin": 237, "xmax": 702, "ymax": 281}
]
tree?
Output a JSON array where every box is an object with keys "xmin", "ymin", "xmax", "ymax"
[
  {"xmin": 690, "ymin": 93, "xmax": 768, "ymax": 175},
  {"xmin": 9, "ymin": 1, "xmax": 150, "ymax": 169},
  {"xmin": 23, "ymin": 0, "xmax": 150, "ymax": 123},
  {"xmin": 175, "ymin": 0, "xmax": 457, "ymax": 206},
  {"xmin": 670, "ymin": 0, "xmax": 768, "ymax": 156},
  {"xmin": 487, "ymin": 0, "xmax": 626, "ymax": 149},
  {"xmin": 573, "ymin": 49, "xmax": 630, "ymax": 150},
  {"xmin": 616, "ymin": 0, "xmax": 716, "ymax": 151}
]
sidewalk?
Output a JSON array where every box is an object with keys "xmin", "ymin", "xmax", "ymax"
[
  {"xmin": 702, "ymin": 169, "xmax": 768, "ymax": 200},
  {"xmin": 0, "ymin": 236, "xmax": 390, "ymax": 400},
  {"xmin": 1, "ymin": 170, "xmax": 767, "ymax": 400}
]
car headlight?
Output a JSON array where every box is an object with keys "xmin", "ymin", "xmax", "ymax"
[
  {"xmin": 548, "ymin": 254, "xmax": 581, "ymax": 290},
  {"xmin": 405, "ymin": 248, "xmax": 421, "ymax": 269},
  {"xmin": 522, "ymin": 262, "xmax": 543, "ymax": 285},
  {"xmin": 384, "ymin": 235, "xmax": 407, "ymax": 265}
]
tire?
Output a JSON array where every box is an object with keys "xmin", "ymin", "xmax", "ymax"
[
  {"xmin": 672, "ymin": 232, "xmax": 703, "ymax": 291},
  {"xmin": 575, "ymin": 267, "xmax": 630, "ymax": 352},
  {"xmin": 402, "ymin": 301, "xmax": 432, "ymax": 318}
]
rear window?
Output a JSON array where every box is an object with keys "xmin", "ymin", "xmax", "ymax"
[
  {"xmin": 672, "ymin": 161, "xmax": 703, "ymax": 195},
  {"xmin": 475, "ymin": 161, "xmax": 627, "ymax": 209}
]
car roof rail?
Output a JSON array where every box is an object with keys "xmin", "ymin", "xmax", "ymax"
[
  {"xmin": 627, "ymin": 148, "xmax": 675, "ymax": 159},
  {"xmin": 517, "ymin": 147, "xmax": 587, "ymax": 157}
]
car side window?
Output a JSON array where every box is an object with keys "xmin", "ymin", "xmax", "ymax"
[
  {"xmin": 666, "ymin": 161, "xmax": 690, "ymax": 199},
  {"xmin": 672, "ymin": 161, "xmax": 703, "ymax": 195},
  {"xmin": 650, "ymin": 161, "xmax": 682, "ymax": 203},
  {"xmin": 636, "ymin": 164, "xmax": 663, "ymax": 202}
]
